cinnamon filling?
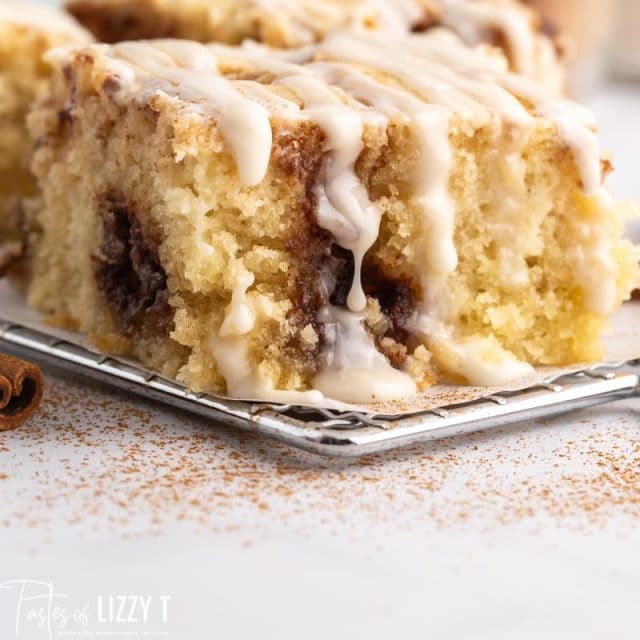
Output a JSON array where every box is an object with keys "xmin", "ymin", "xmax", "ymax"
[
  {"xmin": 274, "ymin": 125, "xmax": 418, "ymax": 370},
  {"xmin": 95, "ymin": 192, "xmax": 171, "ymax": 336}
]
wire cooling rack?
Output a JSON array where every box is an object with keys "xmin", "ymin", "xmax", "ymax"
[{"xmin": 1, "ymin": 317, "xmax": 639, "ymax": 457}]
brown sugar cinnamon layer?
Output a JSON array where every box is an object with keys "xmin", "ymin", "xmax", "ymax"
[
  {"xmin": 94, "ymin": 191, "xmax": 172, "ymax": 337},
  {"xmin": 0, "ymin": 353, "xmax": 44, "ymax": 431}
]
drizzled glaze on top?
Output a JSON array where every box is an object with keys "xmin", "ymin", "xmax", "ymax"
[
  {"xmin": 66, "ymin": 0, "xmax": 563, "ymax": 91},
  {"xmin": 249, "ymin": 0, "xmax": 427, "ymax": 42},
  {"xmin": 368, "ymin": 0, "xmax": 562, "ymax": 87},
  {"xmin": 439, "ymin": 0, "xmax": 544, "ymax": 77},
  {"xmin": 57, "ymin": 32, "xmax": 605, "ymax": 403},
  {"xmin": 252, "ymin": 0, "xmax": 567, "ymax": 93}
]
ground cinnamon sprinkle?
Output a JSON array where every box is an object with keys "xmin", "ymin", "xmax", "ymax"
[{"xmin": 1, "ymin": 367, "xmax": 639, "ymax": 542}]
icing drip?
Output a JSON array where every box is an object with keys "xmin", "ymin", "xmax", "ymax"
[
  {"xmin": 213, "ymin": 46, "xmax": 388, "ymax": 313},
  {"xmin": 313, "ymin": 123, "xmax": 380, "ymax": 313},
  {"xmin": 500, "ymin": 73, "xmax": 602, "ymax": 195},
  {"xmin": 211, "ymin": 262, "xmax": 329, "ymax": 404},
  {"xmin": 209, "ymin": 334, "xmax": 327, "ymax": 404},
  {"xmin": 250, "ymin": 0, "xmax": 427, "ymax": 42},
  {"xmin": 549, "ymin": 114, "xmax": 601, "ymax": 195},
  {"xmin": 436, "ymin": 335, "xmax": 535, "ymax": 387},
  {"xmin": 312, "ymin": 307, "xmax": 417, "ymax": 403},
  {"xmin": 440, "ymin": 0, "xmax": 537, "ymax": 77},
  {"xmin": 224, "ymin": 0, "xmax": 557, "ymax": 84},
  {"xmin": 111, "ymin": 41, "xmax": 273, "ymax": 186},
  {"xmin": 363, "ymin": 0, "xmax": 427, "ymax": 32},
  {"xmin": 277, "ymin": 73, "xmax": 383, "ymax": 313},
  {"xmin": 219, "ymin": 264, "xmax": 256, "ymax": 338},
  {"xmin": 310, "ymin": 61, "xmax": 457, "ymax": 302}
]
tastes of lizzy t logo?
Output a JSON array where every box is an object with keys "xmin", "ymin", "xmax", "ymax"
[{"xmin": 0, "ymin": 580, "xmax": 171, "ymax": 639}]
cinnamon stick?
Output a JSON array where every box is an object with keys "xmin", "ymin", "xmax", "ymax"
[{"xmin": 0, "ymin": 353, "xmax": 44, "ymax": 431}]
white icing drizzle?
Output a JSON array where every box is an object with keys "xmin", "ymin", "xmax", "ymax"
[
  {"xmin": 110, "ymin": 41, "xmax": 274, "ymax": 186},
  {"xmin": 248, "ymin": 0, "xmax": 427, "ymax": 43},
  {"xmin": 250, "ymin": 0, "xmax": 362, "ymax": 44},
  {"xmin": 219, "ymin": 264, "xmax": 256, "ymax": 338},
  {"xmin": 226, "ymin": 0, "xmax": 560, "ymax": 89},
  {"xmin": 308, "ymin": 59, "xmax": 458, "ymax": 315},
  {"xmin": 363, "ymin": 0, "xmax": 426, "ymax": 33},
  {"xmin": 0, "ymin": 2, "xmax": 92, "ymax": 40},
  {"xmin": 230, "ymin": 0, "xmax": 564, "ymax": 92},
  {"xmin": 436, "ymin": 335, "xmax": 535, "ymax": 387},
  {"xmin": 277, "ymin": 73, "xmax": 383, "ymax": 313},
  {"xmin": 317, "ymin": 32, "xmax": 533, "ymax": 128},
  {"xmin": 548, "ymin": 114, "xmax": 601, "ymax": 196},
  {"xmin": 500, "ymin": 72, "xmax": 602, "ymax": 195},
  {"xmin": 211, "ymin": 44, "xmax": 387, "ymax": 313},
  {"xmin": 209, "ymin": 334, "xmax": 328, "ymax": 404},
  {"xmin": 68, "ymin": 30, "xmax": 608, "ymax": 402},
  {"xmin": 312, "ymin": 307, "xmax": 417, "ymax": 403},
  {"xmin": 440, "ymin": 0, "xmax": 537, "ymax": 77}
]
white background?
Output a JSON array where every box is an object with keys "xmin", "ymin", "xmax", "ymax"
[{"xmin": 1, "ymin": 2, "xmax": 640, "ymax": 639}]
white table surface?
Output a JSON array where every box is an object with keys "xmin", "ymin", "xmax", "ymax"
[{"xmin": 2, "ymin": 3, "xmax": 640, "ymax": 638}]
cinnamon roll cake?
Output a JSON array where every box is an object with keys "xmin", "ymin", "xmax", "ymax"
[
  {"xmin": 24, "ymin": 33, "xmax": 639, "ymax": 404},
  {"xmin": 0, "ymin": 3, "xmax": 91, "ymax": 246}
]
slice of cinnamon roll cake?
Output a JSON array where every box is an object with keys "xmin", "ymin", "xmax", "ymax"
[
  {"xmin": 24, "ymin": 33, "xmax": 639, "ymax": 404},
  {"xmin": 0, "ymin": 3, "xmax": 91, "ymax": 246},
  {"xmin": 65, "ymin": 0, "xmax": 567, "ymax": 92}
]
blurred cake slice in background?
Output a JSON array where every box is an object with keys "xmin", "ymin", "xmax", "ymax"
[
  {"xmin": 0, "ymin": 2, "xmax": 91, "ymax": 248},
  {"xmin": 524, "ymin": 0, "xmax": 615, "ymax": 95},
  {"xmin": 22, "ymin": 34, "xmax": 639, "ymax": 404},
  {"xmin": 65, "ymin": 0, "xmax": 567, "ymax": 91}
]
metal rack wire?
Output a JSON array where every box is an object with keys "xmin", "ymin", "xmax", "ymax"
[{"xmin": 1, "ymin": 317, "xmax": 638, "ymax": 457}]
